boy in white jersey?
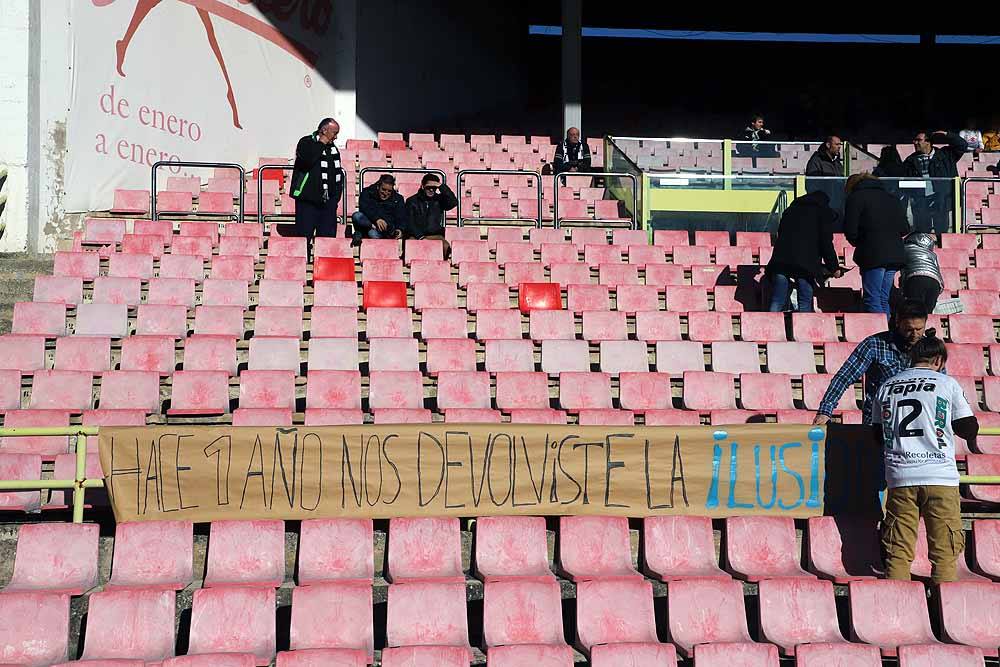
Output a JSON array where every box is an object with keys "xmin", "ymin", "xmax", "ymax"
[{"xmin": 873, "ymin": 333, "xmax": 979, "ymax": 582}]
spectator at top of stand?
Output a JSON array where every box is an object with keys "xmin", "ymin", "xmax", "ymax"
[
  {"xmin": 903, "ymin": 131, "xmax": 968, "ymax": 179},
  {"xmin": 873, "ymin": 145, "xmax": 905, "ymax": 178},
  {"xmin": 805, "ymin": 135, "xmax": 844, "ymax": 177},
  {"xmin": 983, "ymin": 126, "xmax": 1000, "ymax": 152},
  {"xmin": 552, "ymin": 127, "xmax": 591, "ymax": 174},
  {"xmin": 960, "ymin": 121, "xmax": 984, "ymax": 152},
  {"xmin": 738, "ymin": 114, "xmax": 778, "ymax": 156}
]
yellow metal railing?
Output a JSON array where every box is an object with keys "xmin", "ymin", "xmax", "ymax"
[{"xmin": 0, "ymin": 426, "xmax": 102, "ymax": 523}]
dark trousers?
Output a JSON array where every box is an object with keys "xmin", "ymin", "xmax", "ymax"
[
  {"xmin": 903, "ymin": 275, "xmax": 942, "ymax": 314},
  {"xmin": 294, "ymin": 197, "xmax": 339, "ymax": 240}
]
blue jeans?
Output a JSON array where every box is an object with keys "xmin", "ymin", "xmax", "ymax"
[
  {"xmin": 861, "ymin": 267, "xmax": 896, "ymax": 315},
  {"xmin": 351, "ymin": 211, "xmax": 392, "ymax": 239},
  {"xmin": 768, "ymin": 273, "xmax": 814, "ymax": 312}
]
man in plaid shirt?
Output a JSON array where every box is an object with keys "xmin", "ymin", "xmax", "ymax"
[{"xmin": 813, "ymin": 301, "xmax": 931, "ymax": 425}]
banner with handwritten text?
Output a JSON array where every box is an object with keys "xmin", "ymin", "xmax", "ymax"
[{"xmin": 94, "ymin": 424, "xmax": 865, "ymax": 522}]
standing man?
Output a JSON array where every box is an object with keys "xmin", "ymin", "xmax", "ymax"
[
  {"xmin": 903, "ymin": 130, "xmax": 968, "ymax": 233},
  {"xmin": 290, "ymin": 118, "xmax": 343, "ymax": 253},
  {"xmin": 805, "ymin": 136, "xmax": 844, "ymax": 177},
  {"xmin": 553, "ymin": 127, "xmax": 591, "ymax": 174},
  {"xmin": 813, "ymin": 300, "xmax": 930, "ymax": 425},
  {"xmin": 874, "ymin": 334, "xmax": 978, "ymax": 583}
]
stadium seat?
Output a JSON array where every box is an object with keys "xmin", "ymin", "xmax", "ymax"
[
  {"xmin": 626, "ymin": 244, "xmax": 666, "ymax": 267},
  {"xmin": 304, "ymin": 371, "xmax": 362, "ymax": 422},
  {"xmin": 181, "ymin": 336, "xmax": 236, "ymax": 375},
  {"xmin": 494, "ymin": 372, "xmax": 549, "ymax": 411},
  {"xmin": 794, "ymin": 643, "xmax": 881, "ymax": 666},
  {"xmin": 897, "ymin": 645, "xmax": 986, "ymax": 667},
  {"xmin": 665, "ymin": 286, "xmax": 710, "ymax": 311},
  {"xmin": 368, "ymin": 371, "xmax": 424, "ymax": 411},
  {"xmin": 615, "ymin": 285, "xmax": 660, "ymax": 313},
  {"xmin": 53, "ymin": 336, "xmax": 110, "ymax": 374},
  {"xmin": 219, "ymin": 236, "xmax": 262, "ymax": 260},
  {"xmin": 385, "ymin": 582, "xmax": 471, "ymax": 656},
  {"xmin": 28, "ymin": 370, "xmax": 93, "ymax": 412},
  {"xmin": 711, "ymin": 341, "xmax": 759, "ymax": 373},
  {"xmin": 575, "ymin": 578, "xmax": 660, "ymax": 654},
  {"xmin": 672, "ymin": 245, "xmax": 712, "ymax": 265},
  {"xmin": 689, "ymin": 312, "xmax": 734, "ymax": 342},
  {"xmin": 54, "ymin": 251, "xmax": 99, "ymax": 280},
  {"xmin": 204, "ymin": 520, "xmax": 285, "ymax": 588},
  {"xmin": 268, "ymin": 235, "xmax": 307, "ymax": 258},
  {"xmin": 288, "ymin": 583, "xmax": 373, "ymax": 661},
  {"xmin": 408, "ymin": 262, "xmax": 452, "ymax": 286},
  {"xmin": 296, "ymin": 519, "xmax": 373, "ymax": 586},
  {"xmin": 824, "ymin": 342, "xmax": 856, "ymax": 374},
  {"xmin": 805, "ymin": 516, "xmax": 880, "ymax": 582},
  {"xmin": 549, "ymin": 262, "xmax": 591, "ymax": 286},
  {"xmin": 426, "ymin": 338, "xmax": 476, "ymax": 374},
  {"xmin": 934, "ymin": 581, "xmax": 999, "ymax": 656},
  {"xmin": 653, "ymin": 229, "xmax": 689, "ymax": 247},
  {"xmin": 643, "ymin": 515, "xmax": 728, "ymax": 580},
  {"xmin": 467, "ymin": 283, "xmax": 511, "ymax": 312},
  {"xmin": 972, "ymin": 520, "xmax": 1000, "ymax": 578},
  {"xmin": 11, "ymin": 301, "xmax": 66, "ymax": 337},
  {"xmin": 475, "ymin": 309, "xmax": 522, "ymax": 340},
  {"xmin": 0, "ymin": 411, "xmax": 72, "ymax": 456},
  {"xmin": 505, "ymin": 262, "xmax": 546, "ymax": 285},
  {"xmin": 193, "ymin": 305, "xmax": 245, "ymax": 339},
  {"xmin": 106, "ymin": 520, "xmax": 193, "ymax": 591},
  {"xmin": 458, "ymin": 261, "xmax": 501, "ymax": 286},
  {"xmin": 414, "ymin": 282, "xmax": 458, "ymax": 310},
  {"xmin": 585, "ymin": 244, "xmax": 623, "ymax": 266},
  {"xmin": 557, "ymin": 371, "xmax": 612, "ymax": 411},
  {"xmin": 740, "ymin": 373, "xmax": 794, "ymax": 410},
  {"xmin": 33, "ymin": 275, "xmax": 82, "ymax": 305},
  {"xmin": 159, "ymin": 254, "xmax": 205, "ymax": 280},
  {"xmin": 690, "ymin": 264, "xmax": 730, "ymax": 287},
  {"xmin": 254, "ymin": 306, "xmax": 303, "ymax": 338},
  {"xmin": 483, "ymin": 579, "xmax": 567, "ymax": 652},
  {"xmin": 481, "ymin": 339, "xmax": 531, "ymax": 374},
  {"xmin": 682, "ymin": 370, "xmax": 734, "ymax": 410},
  {"xmin": 758, "ymin": 578, "xmax": 847, "ymax": 655},
  {"xmin": 248, "ymin": 338, "xmax": 300, "ymax": 372},
  {"xmin": 559, "ymin": 516, "xmax": 639, "ymax": 581},
  {"xmin": 966, "ymin": 455, "xmax": 1000, "ymax": 502},
  {"xmin": 310, "ymin": 308, "xmax": 359, "ymax": 340},
  {"xmin": 171, "ymin": 235, "xmax": 213, "ymax": 258},
  {"xmin": 792, "ymin": 313, "xmax": 838, "ymax": 342},
  {"xmin": 368, "ymin": 337, "xmax": 419, "ymax": 371},
  {"xmin": 541, "ymin": 243, "xmax": 579, "ymax": 266},
  {"xmin": 0, "ymin": 591, "xmax": 71, "ymax": 665},
  {"xmin": 540, "ymin": 340, "xmax": 589, "ymax": 374},
  {"xmin": 567, "ymin": 284, "xmax": 610, "ymax": 313},
  {"xmin": 239, "ymin": 370, "xmax": 296, "ymax": 411},
  {"xmin": 949, "ymin": 315, "xmax": 996, "ymax": 344},
  {"xmin": 98, "ymin": 370, "xmax": 160, "ymax": 412},
  {"xmin": 474, "ymin": 516, "xmax": 553, "ymax": 582},
  {"xmin": 599, "ymin": 340, "xmax": 648, "ymax": 373},
  {"xmin": 848, "ymin": 580, "xmax": 938, "ymax": 655},
  {"xmin": 0, "ymin": 369, "xmax": 20, "ymax": 410},
  {"xmin": 496, "ymin": 241, "xmax": 534, "ymax": 265},
  {"xmin": 366, "ymin": 307, "xmax": 413, "ymax": 338},
  {"xmin": 947, "ymin": 344, "xmax": 987, "ymax": 376},
  {"xmin": 0, "ymin": 453, "xmax": 42, "ymax": 510},
  {"xmin": 265, "ymin": 255, "xmax": 307, "ymax": 282},
  {"xmin": 167, "ymin": 371, "xmax": 230, "ymax": 415},
  {"xmin": 314, "ymin": 257, "xmax": 355, "ymax": 282},
  {"xmin": 75, "ymin": 303, "xmax": 128, "ymax": 338},
  {"xmin": 211, "ymin": 255, "xmax": 255, "ymax": 282},
  {"xmin": 635, "ymin": 312, "xmax": 681, "ymax": 343},
  {"xmin": 519, "ymin": 282, "xmax": 561, "ymax": 312},
  {"xmin": 766, "ymin": 341, "xmax": 816, "ymax": 375},
  {"xmin": 725, "ymin": 516, "xmax": 814, "ymax": 581},
  {"xmin": 79, "ymin": 589, "xmax": 175, "ymax": 662},
  {"xmin": 644, "ymin": 263, "xmax": 686, "ymax": 287},
  {"xmin": 739, "ymin": 312, "xmax": 786, "ymax": 342},
  {"xmin": 202, "ymin": 278, "xmax": 250, "ymax": 308},
  {"xmin": 108, "ymin": 252, "xmax": 154, "ymax": 280},
  {"xmin": 3, "ymin": 522, "xmax": 98, "ymax": 594},
  {"xmin": 135, "ymin": 303, "xmax": 188, "ymax": 339},
  {"xmin": 959, "ymin": 291, "xmax": 1000, "ymax": 315},
  {"xmin": 487, "ymin": 645, "xmax": 573, "ymax": 667},
  {"xmin": 363, "ymin": 281, "xmax": 406, "ymax": 309},
  {"xmin": 188, "ymin": 586, "xmax": 276, "ymax": 665},
  {"xmin": 967, "ymin": 268, "xmax": 1000, "ymax": 291},
  {"xmin": 362, "ymin": 258, "xmax": 404, "ymax": 282},
  {"xmin": 420, "ymin": 308, "xmax": 468, "ymax": 340},
  {"xmin": 802, "ymin": 374, "xmax": 857, "ymax": 412},
  {"xmin": 666, "ymin": 577, "xmax": 754, "ymax": 657},
  {"xmin": 380, "ymin": 646, "xmax": 470, "ymax": 667},
  {"xmin": 111, "ymin": 188, "xmax": 149, "ymax": 214},
  {"xmin": 529, "ymin": 309, "xmax": 575, "ymax": 340},
  {"xmin": 91, "ymin": 276, "xmax": 141, "ymax": 306}
]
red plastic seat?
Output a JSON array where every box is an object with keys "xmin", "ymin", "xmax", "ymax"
[
  {"xmin": 33, "ymin": 276, "xmax": 82, "ymax": 305},
  {"xmin": 189, "ymin": 586, "xmax": 276, "ymax": 665},
  {"xmin": 420, "ymin": 308, "xmax": 468, "ymax": 339},
  {"xmin": 643, "ymin": 515, "xmax": 727, "ymax": 580},
  {"xmin": 725, "ymin": 516, "xmax": 813, "ymax": 581},
  {"xmin": 297, "ymin": 519, "xmax": 373, "ymax": 586},
  {"xmin": 0, "ymin": 591, "xmax": 70, "ymax": 665},
  {"xmin": 483, "ymin": 579, "xmax": 566, "ymax": 650},
  {"xmin": 362, "ymin": 280, "xmax": 406, "ymax": 309},
  {"xmin": 529, "ymin": 310, "xmax": 575, "ymax": 341},
  {"xmin": 795, "ymin": 643, "xmax": 881, "ymax": 666},
  {"xmin": 758, "ymin": 578, "xmax": 847, "ymax": 655},
  {"xmin": 848, "ymin": 580, "xmax": 938, "ymax": 655},
  {"xmin": 204, "ymin": 519, "xmax": 285, "ymax": 588},
  {"xmin": 79, "ymin": 589, "xmax": 175, "ymax": 662},
  {"xmin": 386, "ymin": 582, "xmax": 471, "ymax": 655},
  {"xmin": 3, "ymin": 523, "xmax": 97, "ymax": 594},
  {"xmin": 567, "ymin": 284, "xmax": 610, "ymax": 313},
  {"xmin": 314, "ymin": 257, "xmax": 355, "ymax": 282},
  {"xmin": 288, "ymin": 583, "xmax": 372, "ymax": 661},
  {"xmin": 805, "ymin": 516, "xmax": 880, "ymax": 582},
  {"xmin": 559, "ymin": 516, "xmax": 639, "ymax": 581},
  {"xmin": 575, "ymin": 578, "xmax": 659, "ymax": 653},
  {"xmin": 897, "ymin": 645, "xmax": 986, "ymax": 667},
  {"xmin": 666, "ymin": 577, "xmax": 753, "ymax": 657},
  {"xmin": 519, "ymin": 282, "xmax": 561, "ymax": 312}
]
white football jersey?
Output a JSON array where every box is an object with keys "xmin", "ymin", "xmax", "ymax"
[{"xmin": 873, "ymin": 367, "xmax": 973, "ymax": 488}]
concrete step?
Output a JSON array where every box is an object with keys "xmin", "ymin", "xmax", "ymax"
[{"xmin": 0, "ymin": 253, "xmax": 54, "ymax": 281}]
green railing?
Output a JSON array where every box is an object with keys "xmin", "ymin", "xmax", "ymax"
[{"xmin": 0, "ymin": 427, "xmax": 103, "ymax": 523}]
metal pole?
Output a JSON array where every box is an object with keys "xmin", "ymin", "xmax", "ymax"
[
  {"xmin": 454, "ymin": 169, "xmax": 542, "ymax": 229},
  {"xmin": 151, "ymin": 161, "xmax": 246, "ymax": 223},
  {"xmin": 553, "ymin": 171, "xmax": 639, "ymax": 229}
]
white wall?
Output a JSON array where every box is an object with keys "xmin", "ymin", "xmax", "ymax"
[{"xmin": 0, "ymin": 0, "xmax": 30, "ymax": 252}]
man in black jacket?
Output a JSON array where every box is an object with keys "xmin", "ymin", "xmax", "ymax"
[
  {"xmin": 766, "ymin": 190, "xmax": 842, "ymax": 312},
  {"xmin": 903, "ymin": 130, "xmax": 968, "ymax": 233},
  {"xmin": 352, "ymin": 174, "xmax": 406, "ymax": 242},
  {"xmin": 552, "ymin": 127, "xmax": 591, "ymax": 174},
  {"xmin": 844, "ymin": 174, "xmax": 909, "ymax": 315},
  {"xmin": 805, "ymin": 136, "xmax": 844, "ymax": 177},
  {"xmin": 405, "ymin": 172, "xmax": 457, "ymax": 244},
  {"xmin": 290, "ymin": 118, "xmax": 343, "ymax": 249}
]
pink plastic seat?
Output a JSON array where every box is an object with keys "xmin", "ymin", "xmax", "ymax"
[
  {"xmin": 74, "ymin": 303, "xmax": 129, "ymax": 338},
  {"xmin": 483, "ymin": 579, "xmax": 566, "ymax": 650},
  {"xmin": 549, "ymin": 262, "xmax": 590, "ymax": 285},
  {"xmin": 950, "ymin": 315, "xmax": 996, "ymax": 344},
  {"xmin": 0, "ymin": 411, "xmax": 71, "ymax": 456},
  {"xmin": 584, "ymin": 244, "xmax": 623, "ymax": 266},
  {"xmin": 559, "ymin": 516, "xmax": 639, "ymax": 581},
  {"xmin": 567, "ymin": 284, "xmax": 609, "ymax": 313},
  {"xmin": 599, "ymin": 340, "xmax": 648, "ymax": 374},
  {"xmin": 12, "ymin": 302, "xmax": 66, "ymax": 337},
  {"xmin": 3, "ymin": 523, "xmax": 97, "ymax": 594},
  {"xmin": 529, "ymin": 309, "xmax": 575, "ymax": 340},
  {"xmin": 644, "ymin": 263, "xmax": 686, "ymax": 288},
  {"xmin": 436, "ymin": 371, "xmax": 491, "ymax": 410},
  {"xmin": 0, "ymin": 370, "xmax": 20, "ymax": 410},
  {"xmin": 411, "ymin": 259, "xmax": 453, "ymax": 284},
  {"xmin": 667, "ymin": 578, "xmax": 753, "ymax": 657},
  {"xmin": 136, "ymin": 303, "xmax": 189, "ymax": 337},
  {"xmin": 366, "ymin": 307, "xmax": 413, "ymax": 338},
  {"xmin": 643, "ymin": 516, "xmax": 727, "ymax": 580},
  {"xmin": 202, "ymin": 279, "xmax": 250, "ymax": 308},
  {"xmin": 264, "ymin": 255, "xmax": 307, "ymax": 282},
  {"xmin": 558, "ymin": 372, "xmax": 612, "ymax": 411},
  {"xmin": 616, "ymin": 372, "xmax": 670, "ymax": 412},
  {"xmin": 108, "ymin": 253, "xmax": 154, "ymax": 279},
  {"xmin": 369, "ymin": 371, "xmax": 424, "ymax": 410},
  {"xmin": 848, "ymin": 579, "xmax": 938, "ymax": 655},
  {"xmin": 248, "ymin": 338, "xmax": 300, "ymax": 372},
  {"xmin": 53, "ymin": 336, "xmax": 110, "ymax": 374},
  {"xmin": 288, "ymin": 583, "xmax": 372, "ymax": 660},
  {"xmin": 495, "ymin": 241, "xmax": 534, "ymax": 265},
  {"xmin": 167, "ymin": 370, "xmax": 230, "ymax": 415},
  {"xmin": 495, "ymin": 372, "xmax": 549, "ymax": 411},
  {"xmin": 91, "ymin": 276, "xmax": 141, "ymax": 306},
  {"xmin": 802, "ymin": 374, "xmax": 857, "ymax": 412},
  {"xmin": 413, "ymin": 281, "xmax": 458, "ymax": 309},
  {"xmin": 795, "ymin": 643, "xmax": 881, "ymax": 667},
  {"xmin": 637, "ymin": 312, "xmax": 682, "ymax": 343},
  {"xmin": 106, "ymin": 520, "xmax": 193, "ymax": 591},
  {"xmin": 426, "ymin": 338, "xmax": 477, "ymax": 374},
  {"xmin": 487, "ymin": 645, "xmax": 573, "ymax": 667},
  {"xmin": 740, "ymin": 372, "xmax": 793, "ymax": 410},
  {"xmin": 897, "ymin": 645, "xmax": 986, "ymax": 667},
  {"xmin": 475, "ymin": 309, "xmax": 522, "ymax": 340},
  {"xmin": 122, "ymin": 233, "xmax": 166, "ymax": 258},
  {"xmin": 505, "ymin": 261, "xmax": 546, "ymax": 285},
  {"xmin": 474, "ymin": 516, "xmax": 553, "ymax": 581},
  {"xmin": 306, "ymin": 339, "xmax": 359, "ymax": 372},
  {"xmin": 172, "ymin": 235, "xmax": 213, "ymax": 259},
  {"xmin": 256, "ymin": 280, "xmax": 303, "ymax": 309},
  {"xmin": 204, "ymin": 520, "xmax": 285, "ymax": 588},
  {"xmin": 947, "ymin": 343, "xmax": 987, "ymax": 376},
  {"xmin": 310, "ymin": 307, "xmax": 358, "ymax": 340},
  {"xmin": 682, "ymin": 370, "xmax": 734, "ymax": 409},
  {"xmin": 540, "ymin": 340, "xmax": 589, "ymax": 374},
  {"xmin": 582, "ymin": 310, "xmax": 626, "ymax": 341},
  {"xmin": 791, "ymin": 313, "xmax": 838, "ymax": 342},
  {"xmin": 111, "ymin": 188, "xmax": 149, "ymax": 214},
  {"xmin": 254, "ymin": 306, "xmax": 303, "ymax": 338},
  {"xmin": 98, "ymin": 371, "xmax": 160, "ymax": 412},
  {"xmin": 297, "ymin": 519, "xmax": 373, "ymax": 585},
  {"xmin": 386, "ymin": 582, "xmax": 471, "ymax": 655},
  {"xmin": 740, "ymin": 312, "xmax": 786, "ymax": 342},
  {"xmin": 615, "ymin": 285, "xmax": 660, "ymax": 313},
  {"xmin": 467, "ymin": 283, "xmax": 511, "ymax": 311},
  {"xmin": 28, "ymin": 370, "xmax": 93, "ymax": 412},
  {"xmin": 211, "ymin": 255, "xmax": 255, "ymax": 282},
  {"xmin": 420, "ymin": 308, "xmax": 468, "ymax": 339},
  {"xmin": 665, "ymin": 286, "xmax": 710, "ymax": 311},
  {"xmin": 189, "ymin": 586, "xmax": 276, "ymax": 665},
  {"xmin": 33, "ymin": 276, "xmax": 82, "ymax": 306},
  {"xmin": 967, "ymin": 455, "xmax": 1000, "ymax": 502},
  {"xmin": 380, "ymin": 646, "xmax": 471, "ymax": 667},
  {"xmin": 238, "ymin": 370, "xmax": 295, "ymax": 410},
  {"xmin": 0, "ymin": 453, "xmax": 42, "ymax": 510},
  {"xmin": 0, "ymin": 336, "xmax": 43, "ymax": 375},
  {"xmin": 361, "ymin": 258, "xmax": 404, "ymax": 283},
  {"xmin": 725, "ymin": 517, "xmax": 813, "ymax": 581},
  {"xmin": 575, "ymin": 578, "xmax": 659, "ymax": 653},
  {"xmin": 758, "ymin": 578, "xmax": 846, "ymax": 655},
  {"xmin": 387, "ymin": 517, "xmax": 464, "ymax": 584},
  {"xmin": 368, "ymin": 337, "xmax": 418, "ymax": 371},
  {"xmin": 689, "ymin": 312, "xmax": 734, "ymax": 342},
  {"xmin": 972, "ymin": 520, "xmax": 1000, "ymax": 579},
  {"xmin": 0, "ymin": 591, "xmax": 70, "ymax": 666},
  {"xmin": 54, "ymin": 251, "xmax": 99, "ymax": 280},
  {"xmin": 806, "ymin": 516, "xmax": 880, "ymax": 582},
  {"xmin": 840, "ymin": 313, "xmax": 887, "ymax": 342},
  {"xmin": 183, "ymin": 336, "xmax": 237, "ymax": 375},
  {"xmin": 359, "ymin": 238, "xmax": 400, "ymax": 261},
  {"xmin": 766, "ymin": 341, "xmax": 816, "ymax": 375},
  {"xmin": 936, "ymin": 581, "xmax": 1000, "ymax": 656},
  {"xmin": 80, "ymin": 589, "xmax": 175, "ymax": 662}
]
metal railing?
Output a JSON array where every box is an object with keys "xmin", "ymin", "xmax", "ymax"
[
  {"xmin": 553, "ymin": 171, "xmax": 639, "ymax": 229},
  {"xmin": 962, "ymin": 177, "xmax": 1000, "ymax": 231},
  {"xmin": 456, "ymin": 169, "xmax": 543, "ymax": 228},
  {"xmin": 0, "ymin": 426, "xmax": 103, "ymax": 523},
  {"xmin": 257, "ymin": 164, "xmax": 348, "ymax": 227},
  {"xmin": 151, "ymin": 160, "xmax": 245, "ymax": 222}
]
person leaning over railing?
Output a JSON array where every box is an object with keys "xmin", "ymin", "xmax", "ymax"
[{"xmin": 813, "ymin": 300, "xmax": 931, "ymax": 426}]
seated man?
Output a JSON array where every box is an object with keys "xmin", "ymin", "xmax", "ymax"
[
  {"xmin": 552, "ymin": 127, "xmax": 591, "ymax": 174},
  {"xmin": 405, "ymin": 173, "xmax": 457, "ymax": 255},
  {"xmin": 352, "ymin": 174, "xmax": 406, "ymax": 242}
]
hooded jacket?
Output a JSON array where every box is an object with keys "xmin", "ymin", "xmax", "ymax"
[
  {"xmin": 901, "ymin": 233, "xmax": 943, "ymax": 288},
  {"xmin": 766, "ymin": 190, "xmax": 840, "ymax": 281},
  {"xmin": 844, "ymin": 179, "xmax": 908, "ymax": 270}
]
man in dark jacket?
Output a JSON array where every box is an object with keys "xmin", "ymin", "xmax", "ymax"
[
  {"xmin": 766, "ymin": 190, "xmax": 842, "ymax": 312},
  {"xmin": 290, "ymin": 118, "xmax": 344, "ymax": 247},
  {"xmin": 844, "ymin": 174, "xmax": 909, "ymax": 315},
  {"xmin": 352, "ymin": 174, "xmax": 406, "ymax": 241},
  {"xmin": 405, "ymin": 173, "xmax": 457, "ymax": 241},
  {"xmin": 903, "ymin": 131, "xmax": 968, "ymax": 233},
  {"xmin": 552, "ymin": 127, "xmax": 591, "ymax": 174},
  {"xmin": 805, "ymin": 136, "xmax": 844, "ymax": 177}
]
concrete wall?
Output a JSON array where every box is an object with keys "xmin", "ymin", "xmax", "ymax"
[{"xmin": 0, "ymin": 0, "xmax": 31, "ymax": 252}]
